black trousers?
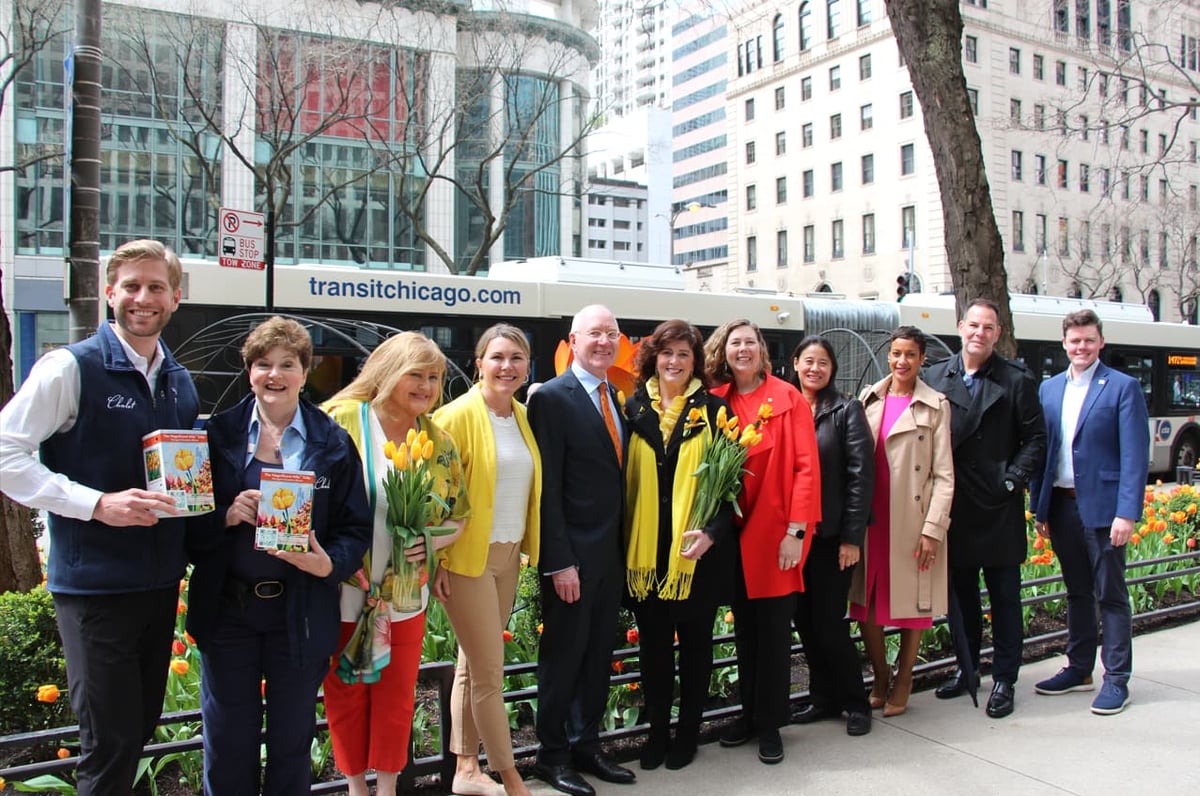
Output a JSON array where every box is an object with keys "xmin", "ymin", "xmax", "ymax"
[
  {"xmin": 633, "ymin": 591, "xmax": 719, "ymax": 743},
  {"xmin": 950, "ymin": 563, "xmax": 1024, "ymax": 684},
  {"xmin": 793, "ymin": 535, "xmax": 869, "ymax": 713},
  {"xmin": 732, "ymin": 568, "xmax": 795, "ymax": 732},
  {"xmin": 535, "ymin": 561, "xmax": 624, "ymax": 765},
  {"xmin": 53, "ymin": 587, "xmax": 178, "ymax": 796}
]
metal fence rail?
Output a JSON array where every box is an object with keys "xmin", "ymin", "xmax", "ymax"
[{"xmin": 2, "ymin": 551, "xmax": 1197, "ymax": 791}]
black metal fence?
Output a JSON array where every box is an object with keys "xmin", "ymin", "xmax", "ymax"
[{"xmin": 2, "ymin": 551, "xmax": 1197, "ymax": 792}]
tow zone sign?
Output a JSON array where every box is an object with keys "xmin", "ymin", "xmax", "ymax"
[{"xmin": 218, "ymin": 207, "xmax": 266, "ymax": 270}]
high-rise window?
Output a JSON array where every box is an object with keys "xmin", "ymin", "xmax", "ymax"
[
  {"xmin": 830, "ymin": 113, "xmax": 842, "ymax": 139},
  {"xmin": 831, "ymin": 218, "xmax": 845, "ymax": 258},
  {"xmin": 804, "ymin": 224, "xmax": 816, "ymax": 262},
  {"xmin": 777, "ymin": 229, "xmax": 789, "ymax": 267},
  {"xmin": 802, "ymin": 123, "xmax": 813, "ymax": 147},
  {"xmin": 1079, "ymin": 163, "xmax": 1090, "ymax": 192},
  {"xmin": 901, "ymin": 205, "xmax": 916, "ymax": 248},
  {"xmin": 799, "ymin": 3, "xmax": 813, "ymax": 51},
  {"xmin": 1012, "ymin": 211, "xmax": 1025, "ymax": 252},
  {"xmin": 776, "ymin": 176, "xmax": 788, "ymax": 204},
  {"xmin": 900, "ymin": 91, "xmax": 914, "ymax": 118},
  {"xmin": 901, "ymin": 143, "xmax": 915, "ymax": 175},
  {"xmin": 775, "ymin": 86, "xmax": 786, "ymax": 110},
  {"xmin": 801, "ymin": 76, "xmax": 813, "ymax": 101},
  {"xmin": 862, "ymin": 213, "xmax": 876, "ymax": 254},
  {"xmin": 827, "ymin": 0, "xmax": 842, "ymax": 39},
  {"xmin": 776, "ymin": 131, "xmax": 787, "ymax": 155},
  {"xmin": 860, "ymin": 103, "xmax": 873, "ymax": 130},
  {"xmin": 1009, "ymin": 47, "xmax": 1021, "ymax": 74},
  {"xmin": 862, "ymin": 153, "xmax": 875, "ymax": 184},
  {"xmin": 1011, "ymin": 150, "xmax": 1023, "ymax": 180},
  {"xmin": 747, "ymin": 235, "xmax": 758, "ymax": 271},
  {"xmin": 965, "ymin": 36, "xmax": 978, "ymax": 64},
  {"xmin": 860, "ymin": 53, "xmax": 872, "ymax": 80},
  {"xmin": 1033, "ymin": 54, "xmax": 1044, "ymax": 79},
  {"xmin": 746, "ymin": 184, "xmax": 757, "ymax": 210},
  {"xmin": 773, "ymin": 14, "xmax": 785, "ymax": 61},
  {"xmin": 831, "ymin": 162, "xmax": 843, "ymax": 191},
  {"xmin": 803, "ymin": 169, "xmax": 814, "ymax": 197},
  {"xmin": 830, "ymin": 65, "xmax": 842, "ymax": 90}
]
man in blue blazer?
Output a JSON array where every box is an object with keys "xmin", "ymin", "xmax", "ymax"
[
  {"xmin": 528, "ymin": 305, "xmax": 635, "ymax": 796},
  {"xmin": 1029, "ymin": 309, "xmax": 1149, "ymax": 715}
]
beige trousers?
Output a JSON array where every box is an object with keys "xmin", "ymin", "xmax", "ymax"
[{"xmin": 443, "ymin": 542, "xmax": 522, "ymax": 770}]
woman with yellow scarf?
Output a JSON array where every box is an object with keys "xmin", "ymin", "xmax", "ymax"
[{"xmin": 623, "ymin": 319, "xmax": 735, "ymax": 772}]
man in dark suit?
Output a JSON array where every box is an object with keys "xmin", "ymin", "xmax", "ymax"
[
  {"xmin": 926, "ymin": 299, "xmax": 1046, "ymax": 718},
  {"xmin": 528, "ymin": 305, "xmax": 635, "ymax": 796},
  {"xmin": 1029, "ymin": 309, "xmax": 1149, "ymax": 716}
]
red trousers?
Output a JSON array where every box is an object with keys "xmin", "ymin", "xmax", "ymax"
[{"xmin": 323, "ymin": 615, "xmax": 426, "ymax": 775}]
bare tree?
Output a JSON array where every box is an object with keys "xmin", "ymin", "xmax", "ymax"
[
  {"xmin": 1, "ymin": 0, "xmax": 71, "ymax": 593},
  {"xmin": 886, "ymin": 0, "xmax": 1017, "ymax": 353}
]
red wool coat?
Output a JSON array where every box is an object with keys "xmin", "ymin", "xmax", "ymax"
[{"xmin": 713, "ymin": 376, "xmax": 822, "ymax": 599}]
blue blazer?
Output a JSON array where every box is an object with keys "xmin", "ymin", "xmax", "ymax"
[{"xmin": 1029, "ymin": 362, "xmax": 1150, "ymax": 529}]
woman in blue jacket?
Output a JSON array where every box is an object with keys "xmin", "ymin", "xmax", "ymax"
[{"xmin": 187, "ymin": 316, "xmax": 371, "ymax": 795}]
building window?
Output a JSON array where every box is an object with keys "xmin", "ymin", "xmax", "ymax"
[
  {"xmin": 1080, "ymin": 114, "xmax": 1089, "ymax": 140},
  {"xmin": 1035, "ymin": 213, "xmax": 1047, "ymax": 254},
  {"xmin": 776, "ymin": 176, "xmax": 788, "ymax": 204},
  {"xmin": 777, "ymin": 229, "xmax": 789, "ymax": 267},
  {"xmin": 800, "ymin": 3, "xmax": 813, "ymax": 51},
  {"xmin": 803, "ymin": 169, "xmax": 814, "ymax": 197},
  {"xmin": 775, "ymin": 86, "xmax": 786, "ymax": 110},
  {"xmin": 1012, "ymin": 210, "xmax": 1025, "ymax": 252},
  {"xmin": 804, "ymin": 224, "xmax": 816, "ymax": 262},
  {"xmin": 773, "ymin": 13, "xmax": 785, "ymax": 62},
  {"xmin": 1011, "ymin": 150, "xmax": 1023, "ymax": 180},
  {"xmin": 860, "ymin": 103, "xmax": 873, "ymax": 130},
  {"xmin": 832, "ymin": 218, "xmax": 845, "ymax": 258},
  {"xmin": 862, "ymin": 153, "xmax": 874, "ymax": 184},
  {"xmin": 857, "ymin": 0, "xmax": 872, "ymax": 26},
  {"xmin": 1055, "ymin": 60, "xmax": 1066, "ymax": 85},
  {"xmin": 1057, "ymin": 159, "xmax": 1068, "ymax": 189},
  {"xmin": 1033, "ymin": 54, "xmax": 1044, "ymax": 79},
  {"xmin": 901, "ymin": 205, "xmax": 916, "ymax": 248},
  {"xmin": 1035, "ymin": 154, "xmax": 1047, "ymax": 185},
  {"xmin": 1034, "ymin": 104, "xmax": 1046, "ymax": 130},
  {"xmin": 1078, "ymin": 66, "xmax": 1088, "ymax": 90},
  {"xmin": 1140, "ymin": 128, "xmax": 1149, "ymax": 153},
  {"xmin": 967, "ymin": 88, "xmax": 978, "ymax": 114},
  {"xmin": 801, "ymin": 76, "xmax": 813, "ymax": 101},
  {"xmin": 830, "ymin": 113, "xmax": 842, "ymax": 139},
  {"xmin": 1140, "ymin": 174, "xmax": 1149, "ymax": 201},
  {"xmin": 965, "ymin": 36, "xmax": 978, "ymax": 64},
  {"xmin": 1054, "ymin": 0, "xmax": 1069, "ymax": 33},
  {"xmin": 745, "ymin": 98, "xmax": 755, "ymax": 120},
  {"xmin": 901, "ymin": 143, "xmax": 915, "ymax": 175},
  {"xmin": 746, "ymin": 141, "xmax": 756, "ymax": 164},
  {"xmin": 802, "ymin": 123, "xmax": 813, "ymax": 147},
  {"xmin": 1100, "ymin": 167, "xmax": 1111, "ymax": 196},
  {"xmin": 831, "ymin": 161, "xmax": 844, "ymax": 191},
  {"xmin": 1190, "ymin": 184, "xmax": 1198, "ymax": 212},
  {"xmin": 776, "ymin": 131, "xmax": 787, "ymax": 155},
  {"xmin": 1079, "ymin": 162, "xmax": 1090, "ymax": 192},
  {"xmin": 746, "ymin": 184, "xmax": 757, "ymax": 210},
  {"xmin": 860, "ymin": 53, "xmax": 872, "ymax": 80},
  {"xmin": 900, "ymin": 91, "xmax": 914, "ymax": 118},
  {"xmin": 827, "ymin": 0, "xmax": 843, "ymax": 39},
  {"xmin": 1058, "ymin": 217, "xmax": 1070, "ymax": 255},
  {"xmin": 1140, "ymin": 229, "xmax": 1150, "ymax": 264},
  {"xmin": 1080, "ymin": 220, "xmax": 1091, "ymax": 260},
  {"xmin": 747, "ymin": 235, "xmax": 758, "ymax": 271},
  {"xmin": 1159, "ymin": 133, "xmax": 1168, "ymax": 156},
  {"xmin": 830, "ymin": 65, "xmax": 842, "ymax": 90},
  {"xmin": 1101, "ymin": 223, "xmax": 1111, "ymax": 258},
  {"xmin": 1010, "ymin": 99, "xmax": 1022, "ymax": 125},
  {"xmin": 862, "ymin": 213, "xmax": 876, "ymax": 254},
  {"xmin": 1009, "ymin": 47, "xmax": 1021, "ymax": 74}
]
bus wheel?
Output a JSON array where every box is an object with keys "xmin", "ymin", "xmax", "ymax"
[{"xmin": 1173, "ymin": 432, "xmax": 1199, "ymax": 469}]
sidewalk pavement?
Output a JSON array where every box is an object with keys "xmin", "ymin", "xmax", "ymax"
[{"xmin": 529, "ymin": 619, "xmax": 1199, "ymax": 796}]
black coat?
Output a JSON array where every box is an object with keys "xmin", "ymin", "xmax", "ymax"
[
  {"xmin": 925, "ymin": 354, "xmax": 1047, "ymax": 568},
  {"xmin": 810, "ymin": 390, "xmax": 874, "ymax": 547},
  {"xmin": 622, "ymin": 386, "xmax": 736, "ymax": 609}
]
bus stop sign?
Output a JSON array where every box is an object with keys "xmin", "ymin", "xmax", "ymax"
[{"xmin": 218, "ymin": 207, "xmax": 266, "ymax": 270}]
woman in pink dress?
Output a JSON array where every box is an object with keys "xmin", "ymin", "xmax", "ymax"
[{"xmin": 850, "ymin": 326, "xmax": 954, "ymax": 717}]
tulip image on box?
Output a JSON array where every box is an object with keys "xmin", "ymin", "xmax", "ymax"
[
  {"xmin": 256, "ymin": 469, "xmax": 315, "ymax": 552},
  {"xmin": 142, "ymin": 430, "xmax": 215, "ymax": 516}
]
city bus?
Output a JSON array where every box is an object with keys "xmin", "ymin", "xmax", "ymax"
[{"xmin": 167, "ymin": 257, "xmax": 1198, "ymax": 476}]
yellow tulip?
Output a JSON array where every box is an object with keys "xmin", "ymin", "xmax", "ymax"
[
  {"xmin": 406, "ymin": 428, "xmax": 417, "ymax": 446},
  {"xmin": 757, "ymin": 403, "xmax": 773, "ymax": 421},
  {"xmin": 687, "ymin": 407, "xmax": 704, "ymax": 423},
  {"xmin": 726, "ymin": 414, "xmax": 739, "ymax": 431},
  {"xmin": 416, "ymin": 430, "xmax": 429, "ymax": 449},
  {"xmin": 724, "ymin": 426, "xmax": 739, "ymax": 442},
  {"xmin": 272, "ymin": 488, "xmax": 295, "ymax": 511},
  {"xmin": 421, "ymin": 439, "xmax": 434, "ymax": 461},
  {"xmin": 716, "ymin": 405, "xmax": 728, "ymax": 429},
  {"xmin": 174, "ymin": 449, "xmax": 195, "ymax": 471},
  {"xmin": 393, "ymin": 443, "xmax": 409, "ymax": 470},
  {"xmin": 739, "ymin": 424, "xmax": 757, "ymax": 445},
  {"xmin": 384, "ymin": 439, "xmax": 397, "ymax": 460}
]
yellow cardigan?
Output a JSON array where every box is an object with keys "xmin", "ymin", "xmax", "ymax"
[{"xmin": 433, "ymin": 384, "xmax": 541, "ymax": 576}]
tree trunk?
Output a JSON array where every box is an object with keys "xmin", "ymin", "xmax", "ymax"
[
  {"xmin": 0, "ymin": 281, "xmax": 44, "ymax": 594},
  {"xmin": 886, "ymin": 0, "xmax": 1017, "ymax": 356}
]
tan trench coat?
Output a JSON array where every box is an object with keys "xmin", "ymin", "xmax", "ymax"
[{"xmin": 849, "ymin": 376, "xmax": 955, "ymax": 619}]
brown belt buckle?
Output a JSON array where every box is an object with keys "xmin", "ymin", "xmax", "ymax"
[{"xmin": 254, "ymin": 580, "xmax": 284, "ymax": 599}]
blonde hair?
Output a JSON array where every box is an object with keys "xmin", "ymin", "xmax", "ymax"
[
  {"xmin": 703, "ymin": 318, "xmax": 771, "ymax": 385},
  {"xmin": 241, "ymin": 316, "xmax": 313, "ymax": 371},
  {"xmin": 329, "ymin": 331, "xmax": 447, "ymax": 413},
  {"xmin": 106, "ymin": 239, "xmax": 183, "ymax": 292}
]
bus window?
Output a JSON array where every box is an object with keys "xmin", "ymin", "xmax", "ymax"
[
  {"xmin": 1168, "ymin": 362, "xmax": 1200, "ymax": 409},
  {"xmin": 1106, "ymin": 349, "xmax": 1153, "ymax": 409}
]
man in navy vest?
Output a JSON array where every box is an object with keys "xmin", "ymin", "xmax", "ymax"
[{"xmin": 0, "ymin": 240, "xmax": 199, "ymax": 794}]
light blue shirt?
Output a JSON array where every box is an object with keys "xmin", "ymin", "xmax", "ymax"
[
  {"xmin": 1054, "ymin": 358, "xmax": 1101, "ymax": 488},
  {"xmin": 571, "ymin": 361, "xmax": 622, "ymax": 438},
  {"xmin": 245, "ymin": 402, "xmax": 308, "ymax": 470}
]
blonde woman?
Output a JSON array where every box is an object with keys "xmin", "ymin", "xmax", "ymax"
[
  {"xmin": 322, "ymin": 332, "xmax": 469, "ymax": 796},
  {"xmin": 430, "ymin": 323, "xmax": 541, "ymax": 796}
]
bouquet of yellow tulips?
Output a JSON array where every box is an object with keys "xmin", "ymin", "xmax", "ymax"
[
  {"xmin": 685, "ymin": 403, "xmax": 769, "ymax": 531},
  {"xmin": 380, "ymin": 429, "xmax": 454, "ymax": 611}
]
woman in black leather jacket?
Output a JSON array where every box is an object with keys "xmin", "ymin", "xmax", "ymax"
[{"xmin": 788, "ymin": 336, "xmax": 876, "ymax": 736}]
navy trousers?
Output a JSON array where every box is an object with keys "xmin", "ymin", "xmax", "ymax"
[
  {"xmin": 950, "ymin": 562, "xmax": 1024, "ymax": 684},
  {"xmin": 1048, "ymin": 493, "xmax": 1133, "ymax": 687},
  {"xmin": 53, "ymin": 588, "xmax": 178, "ymax": 796},
  {"xmin": 199, "ymin": 597, "xmax": 330, "ymax": 795}
]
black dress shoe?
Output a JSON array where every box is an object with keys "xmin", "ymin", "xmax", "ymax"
[
  {"xmin": 757, "ymin": 728, "xmax": 784, "ymax": 764},
  {"xmin": 573, "ymin": 751, "xmax": 636, "ymax": 784},
  {"xmin": 986, "ymin": 681, "xmax": 1015, "ymax": 718},
  {"xmin": 846, "ymin": 710, "xmax": 872, "ymax": 736},
  {"xmin": 791, "ymin": 703, "xmax": 840, "ymax": 724},
  {"xmin": 935, "ymin": 668, "xmax": 978, "ymax": 700},
  {"xmin": 718, "ymin": 717, "xmax": 754, "ymax": 747},
  {"xmin": 533, "ymin": 762, "xmax": 595, "ymax": 796},
  {"xmin": 664, "ymin": 736, "xmax": 698, "ymax": 770}
]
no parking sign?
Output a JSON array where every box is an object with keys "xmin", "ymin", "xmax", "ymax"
[{"xmin": 218, "ymin": 207, "xmax": 266, "ymax": 270}]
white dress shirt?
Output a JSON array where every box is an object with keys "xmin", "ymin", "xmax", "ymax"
[{"xmin": 1053, "ymin": 358, "xmax": 1101, "ymax": 488}]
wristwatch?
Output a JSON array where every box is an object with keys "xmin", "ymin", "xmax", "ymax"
[
  {"xmin": 787, "ymin": 526, "xmax": 806, "ymax": 539},
  {"xmin": 1003, "ymin": 478, "xmax": 1016, "ymax": 493}
]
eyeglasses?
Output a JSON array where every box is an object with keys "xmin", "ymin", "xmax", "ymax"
[{"xmin": 582, "ymin": 329, "xmax": 621, "ymax": 342}]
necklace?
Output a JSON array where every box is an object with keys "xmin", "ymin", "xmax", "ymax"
[
  {"xmin": 887, "ymin": 387, "xmax": 914, "ymax": 397},
  {"xmin": 257, "ymin": 411, "xmax": 286, "ymax": 462}
]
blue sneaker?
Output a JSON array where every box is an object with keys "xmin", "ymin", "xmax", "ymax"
[
  {"xmin": 1034, "ymin": 667, "xmax": 1095, "ymax": 695},
  {"xmin": 1090, "ymin": 683, "xmax": 1131, "ymax": 715}
]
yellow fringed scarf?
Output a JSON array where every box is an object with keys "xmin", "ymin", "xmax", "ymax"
[{"xmin": 625, "ymin": 378, "xmax": 709, "ymax": 601}]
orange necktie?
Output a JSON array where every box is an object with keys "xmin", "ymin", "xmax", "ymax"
[{"xmin": 599, "ymin": 384, "xmax": 622, "ymax": 466}]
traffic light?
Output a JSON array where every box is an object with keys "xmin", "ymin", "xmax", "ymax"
[{"xmin": 896, "ymin": 274, "xmax": 910, "ymax": 301}]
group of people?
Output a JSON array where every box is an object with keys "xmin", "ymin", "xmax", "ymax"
[{"xmin": 0, "ymin": 239, "xmax": 1151, "ymax": 796}]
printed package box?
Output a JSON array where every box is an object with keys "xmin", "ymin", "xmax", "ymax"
[
  {"xmin": 142, "ymin": 430, "xmax": 215, "ymax": 517},
  {"xmin": 256, "ymin": 469, "xmax": 315, "ymax": 552}
]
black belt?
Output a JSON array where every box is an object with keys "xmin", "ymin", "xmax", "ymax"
[
  {"xmin": 224, "ymin": 577, "xmax": 285, "ymax": 605},
  {"xmin": 1053, "ymin": 487, "xmax": 1077, "ymax": 499}
]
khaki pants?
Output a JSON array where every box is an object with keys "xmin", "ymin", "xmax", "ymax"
[{"xmin": 443, "ymin": 542, "xmax": 522, "ymax": 770}]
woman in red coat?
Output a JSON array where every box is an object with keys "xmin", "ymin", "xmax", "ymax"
[{"xmin": 705, "ymin": 319, "xmax": 821, "ymax": 765}]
